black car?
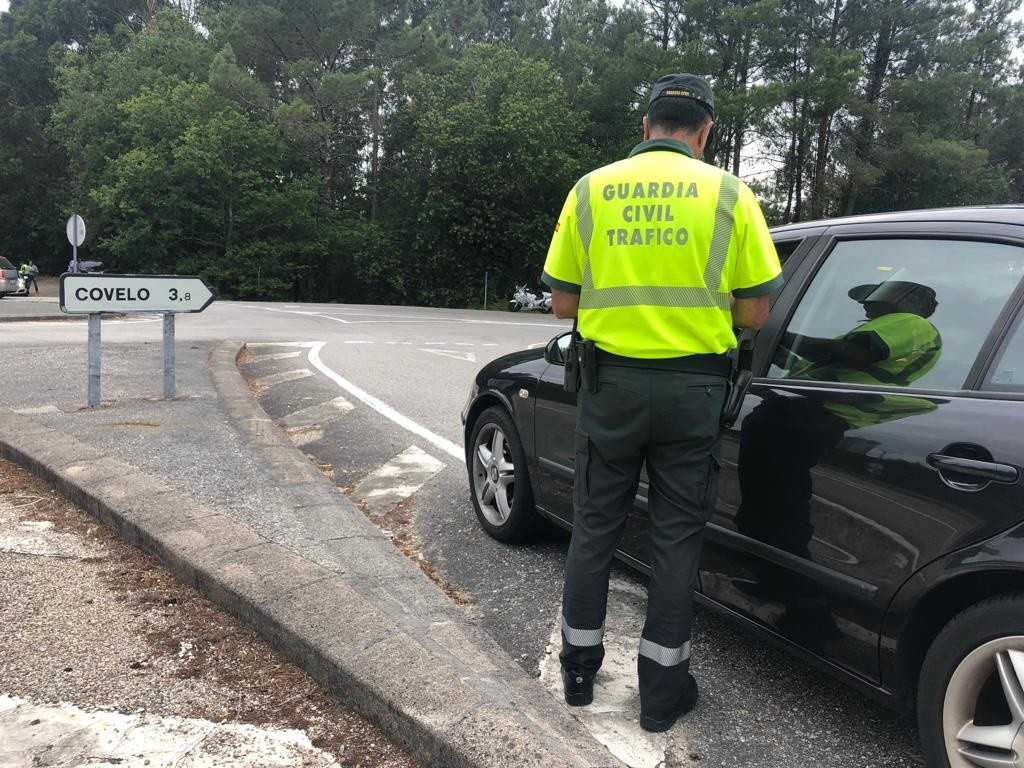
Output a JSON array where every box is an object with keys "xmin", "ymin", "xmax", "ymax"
[{"xmin": 462, "ymin": 205, "xmax": 1024, "ymax": 768}]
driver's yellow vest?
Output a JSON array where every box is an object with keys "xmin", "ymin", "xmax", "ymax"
[{"xmin": 791, "ymin": 313, "xmax": 942, "ymax": 428}]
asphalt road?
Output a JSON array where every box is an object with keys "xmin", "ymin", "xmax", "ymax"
[{"xmin": 0, "ymin": 299, "xmax": 924, "ymax": 767}]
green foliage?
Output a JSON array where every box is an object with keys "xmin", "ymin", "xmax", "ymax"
[
  {"xmin": 48, "ymin": 12, "xmax": 320, "ymax": 298},
  {"xmin": 383, "ymin": 44, "xmax": 592, "ymax": 306},
  {"xmin": 0, "ymin": 0, "xmax": 1020, "ymax": 298}
]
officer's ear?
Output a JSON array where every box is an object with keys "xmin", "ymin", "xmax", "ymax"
[
  {"xmin": 642, "ymin": 115, "xmax": 651, "ymax": 141},
  {"xmin": 697, "ymin": 120, "xmax": 714, "ymax": 158}
]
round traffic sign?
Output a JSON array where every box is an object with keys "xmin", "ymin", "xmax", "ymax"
[{"xmin": 66, "ymin": 215, "xmax": 86, "ymax": 247}]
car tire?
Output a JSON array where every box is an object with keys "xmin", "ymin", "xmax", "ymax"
[
  {"xmin": 467, "ymin": 406, "xmax": 536, "ymax": 542},
  {"xmin": 918, "ymin": 592, "xmax": 1024, "ymax": 768}
]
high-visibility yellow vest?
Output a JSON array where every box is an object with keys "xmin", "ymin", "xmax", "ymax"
[{"xmin": 542, "ymin": 138, "xmax": 783, "ymax": 358}]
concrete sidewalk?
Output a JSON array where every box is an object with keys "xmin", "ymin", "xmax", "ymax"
[
  {"xmin": 0, "ymin": 294, "xmax": 73, "ymax": 322},
  {"xmin": 0, "ymin": 327, "xmax": 621, "ymax": 767}
]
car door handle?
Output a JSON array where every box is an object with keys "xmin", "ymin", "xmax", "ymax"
[{"xmin": 927, "ymin": 453, "xmax": 1020, "ymax": 484}]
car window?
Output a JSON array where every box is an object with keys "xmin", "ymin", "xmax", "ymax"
[
  {"xmin": 983, "ymin": 310, "xmax": 1024, "ymax": 393},
  {"xmin": 767, "ymin": 238, "xmax": 1024, "ymax": 391},
  {"xmin": 0, "ymin": 257, "xmax": 14, "ymax": 270},
  {"xmin": 773, "ymin": 239, "xmax": 802, "ymax": 265}
]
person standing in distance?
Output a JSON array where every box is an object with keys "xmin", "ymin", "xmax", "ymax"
[{"xmin": 541, "ymin": 73, "xmax": 783, "ymax": 732}]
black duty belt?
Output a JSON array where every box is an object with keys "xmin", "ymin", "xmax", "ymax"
[{"xmin": 596, "ymin": 348, "xmax": 732, "ymax": 378}]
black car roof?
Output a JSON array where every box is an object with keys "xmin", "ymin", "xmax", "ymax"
[{"xmin": 770, "ymin": 204, "xmax": 1024, "ymax": 236}]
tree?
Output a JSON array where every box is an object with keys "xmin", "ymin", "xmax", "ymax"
[
  {"xmin": 381, "ymin": 44, "xmax": 592, "ymax": 306},
  {"xmin": 51, "ymin": 10, "xmax": 320, "ymax": 298},
  {"xmin": 0, "ymin": 0, "xmax": 162, "ymax": 273}
]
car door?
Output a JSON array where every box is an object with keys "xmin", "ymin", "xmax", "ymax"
[
  {"xmin": 533, "ymin": 334, "xmax": 578, "ymax": 522},
  {"xmin": 532, "ymin": 234, "xmax": 821, "ymax": 566},
  {"xmin": 701, "ymin": 221, "xmax": 1024, "ymax": 684}
]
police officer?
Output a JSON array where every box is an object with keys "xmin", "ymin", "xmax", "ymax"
[{"xmin": 541, "ymin": 73, "xmax": 783, "ymax": 732}]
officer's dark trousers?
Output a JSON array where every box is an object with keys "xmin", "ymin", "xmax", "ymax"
[{"xmin": 560, "ymin": 364, "xmax": 726, "ymax": 715}]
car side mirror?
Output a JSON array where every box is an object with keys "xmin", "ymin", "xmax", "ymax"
[{"xmin": 544, "ymin": 332, "xmax": 572, "ymax": 365}]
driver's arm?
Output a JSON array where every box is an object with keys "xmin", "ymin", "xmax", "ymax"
[{"xmin": 782, "ymin": 330, "xmax": 886, "ymax": 370}]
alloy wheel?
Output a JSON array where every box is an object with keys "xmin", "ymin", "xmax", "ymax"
[
  {"xmin": 472, "ymin": 422, "xmax": 516, "ymax": 527},
  {"xmin": 944, "ymin": 636, "xmax": 1024, "ymax": 768}
]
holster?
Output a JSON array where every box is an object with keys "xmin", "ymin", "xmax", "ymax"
[
  {"xmin": 563, "ymin": 319, "xmax": 598, "ymax": 393},
  {"xmin": 564, "ymin": 327, "xmax": 581, "ymax": 393},
  {"xmin": 721, "ymin": 338, "xmax": 753, "ymax": 428}
]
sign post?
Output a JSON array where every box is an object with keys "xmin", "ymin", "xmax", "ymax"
[
  {"xmin": 66, "ymin": 215, "xmax": 86, "ymax": 272},
  {"xmin": 163, "ymin": 313, "xmax": 175, "ymax": 399},
  {"xmin": 60, "ymin": 274, "xmax": 217, "ymax": 406},
  {"xmin": 88, "ymin": 313, "xmax": 101, "ymax": 407}
]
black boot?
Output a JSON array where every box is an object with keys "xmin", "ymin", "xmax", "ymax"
[
  {"xmin": 561, "ymin": 667, "xmax": 594, "ymax": 706},
  {"xmin": 640, "ymin": 673, "xmax": 698, "ymax": 732}
]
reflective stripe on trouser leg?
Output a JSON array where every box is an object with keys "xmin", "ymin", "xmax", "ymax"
[
  {"xmin": 639, "ymin": 638, "xmax": 691, "ymax": 667},
  {"xmin": 562, "ymin": 616, "xmax": 604, "ymax": 647}
]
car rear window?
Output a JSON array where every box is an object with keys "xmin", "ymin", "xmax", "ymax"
[{"xmin": 0, "ymin": 257, "xmax": 14, "ymax": 270}]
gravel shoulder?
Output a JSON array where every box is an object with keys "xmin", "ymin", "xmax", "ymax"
[{"xmin": 0, "ymin": 457, "xmax": 420, "ymax": 767}]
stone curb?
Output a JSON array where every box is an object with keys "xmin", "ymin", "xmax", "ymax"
[
  {"xmin": 0, "ymin": 341, "xmax": 623, "ymax": 768},
  {"xmin": 0, "ymin": 313, "xmax": 124, "ymax": 323},
  {"xmin": 0, "ymin": 314, "xmax": 74, "ymax": 323}
]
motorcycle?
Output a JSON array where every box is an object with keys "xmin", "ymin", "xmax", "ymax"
[{"xmin": 508, "ymin": 284, "xmax": 552, "ymax": 313}]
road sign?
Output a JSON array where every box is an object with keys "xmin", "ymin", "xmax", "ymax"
[
  {"xmin": 59, "ymin": 273, "xmax": 218, "ymax": 314},
  {"xmin": 66, "ymin": 215, "xmax": 86, "ymax": 247}
]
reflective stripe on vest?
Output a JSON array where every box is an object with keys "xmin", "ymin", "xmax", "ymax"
[{"xmin": 577, "ymin": 173, "xmax": 739, "ymax": 311}]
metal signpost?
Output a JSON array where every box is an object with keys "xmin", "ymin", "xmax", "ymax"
[
  {"xmin": 66, "ymin": 214, "xmax": 86, "ymax": 272},
  {"xmin": 59, "ymin": 274, "xmax": 218, "ymax": 407}
]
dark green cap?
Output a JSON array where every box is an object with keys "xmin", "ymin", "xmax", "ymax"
[
  {"xmin": 648, "ymin": 74, "xmax": 715, "ymax": 119},
  {"xmin": 848, "ymin": 281, "xmax": 938, "ymax": 317}
]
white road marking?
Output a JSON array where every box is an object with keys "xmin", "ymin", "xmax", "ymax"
[
  {"xmin": 13, "ymin": 405, "xmax": 60, "ymax": 415},
  {"xmin": 249, "ymin": 351, "xmax": 304, "ymax": 363},
  {"xmin": 280, "ymin": 396, "xmax": 355, "ymax": 429},
  {"xmin": 539, "ymin": 577, "xmax": 671, "ymax": 768},
  {"xmin": 252, "ymin": 369, "xmax": 313, "ymax": 388},
  {"xmin": 307, "ymin": 343, "xmax": 464, "ymax": 460},
  {"xmin": 349, "ymin": 446, "xmax": 446, "ymax": 517},
  {"xmin": 286, "ymin": 425, "xmax": 323, "ymax": 447},
  {"xmin": 240, "ymin": 304, "xmax": 567, "ymax": 329},
  {"xmin": 421, "ymin": 349, "xmax": 477, "ymax": 363},
  {"xmin": 0, "ymin": 695, "xmax": 338, "ymax": 766},
  {"xmin": 527, "ymin": 341, "xmax": 548, "ymax": 349},
  {"xmin": 246, "ymin": 342, "xmax": 315, "ymax": 349}
]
